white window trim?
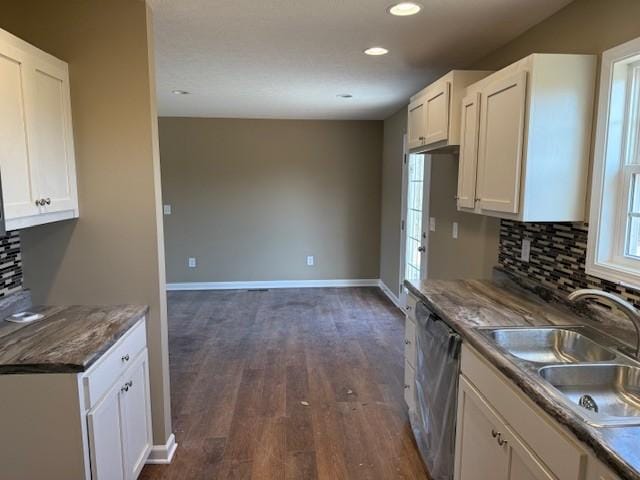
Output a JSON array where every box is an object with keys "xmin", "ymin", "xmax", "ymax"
[{"xmin": 588, "ymin": 36, "xmax": 640, "ymax": 289}]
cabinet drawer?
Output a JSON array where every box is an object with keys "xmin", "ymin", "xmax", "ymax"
[
  {"xmin": 404, "ymin": 360, "xmax": 416, "ymax": 413},
  {"xmin": 404, "ymin": 317, "xmax": 417, "ymax": 368},
  {"xmin": 405, "ymin": 293, "xmax": 418, "ymax": 320},
  {"xmin": 461, "ymin": 344, "xmax": 587, "ymax": 480},
  {"xmin": 84, "ymin": 319, "xmax": 147, "ymax": 408}
]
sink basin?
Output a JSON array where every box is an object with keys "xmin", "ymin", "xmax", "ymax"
[
  {"xmin": 539, "ymin": 364, "xmax": 640, "ymax": 425},
  {"xmin": 489, "ymin": 328, "xmax": 617, "ymax": 364}
]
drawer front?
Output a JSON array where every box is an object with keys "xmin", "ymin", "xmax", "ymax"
[
  {"xmin": 84, "ymin": 319, "xmax": 147, "ymax": 408},
  {"xmin": 404, "ymin": 317, "xmax": 417, "ymax": 368},
  {"xmin": 405, "ymin": 293, "xmax": 418, "ymax": 320},
  {"xmin": 461, "ymin": 344, "xmax": 587, "ymax": 480},
  {"xmin": 404, "ymin": 360, "xmax": 416, "ymax": 413}
]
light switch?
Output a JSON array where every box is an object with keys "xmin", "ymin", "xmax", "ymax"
[
  {"xmin": 163, "ymin": 204, "xmax": 172, "ymax": 215},
  {"xmin": 306, "ymin": 255, "xmax": 315, "ymax": 266},
  {"xmin": 452, "ymin": 222, "xmax": 459, "ymax": 239},
  {"xmin": 429, "ymin": 217, "xmax": 436, "ymax": 232},
  {"xmin": 188, "ymin": 257, "xmax": 197, "ymax": 268}
]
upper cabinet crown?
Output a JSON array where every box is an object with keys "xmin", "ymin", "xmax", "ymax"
[
  {"xmin": 456, "ymin": 54, "xmax": 596, "ymax": 222},
  {"xmin": 0, "ymin": 28, "xmax": 79, "ymax": 231},
  {"xmin": 408, "ymin": 70, "xmax": 493, "ymax": 153}
]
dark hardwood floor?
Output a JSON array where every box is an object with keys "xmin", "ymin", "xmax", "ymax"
[{"xmin": 140, "ymin": 287, "xmax": 429, "ymax": 479}]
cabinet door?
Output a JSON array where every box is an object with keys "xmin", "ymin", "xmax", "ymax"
[
  {"xmin": 404, "ymin": 359, "xmax": 416, "ymax": 413},
  {"xmin": 0, "ymin": 42, "xmax": 40, "ymax": 220},
  {"xmin": 424, "ymin": 81, "xmax": 451, "ymax": 144},
  {"xmin": 476, "ymin": 71, "xmax": 527, "ymax": 214},
  {"xmin": 457, "ymin": 92, "xmax": 481, "ymax": 209},
  {"xmin": 455, "ymin": 377, "xmax": 508, "ymax": 480},
  {"xmin": 408, "ymin": 96, "xmax": 426, "ymax": 150},
  {"xmin": 87, "ymin": 382, "xmax": 126, "ymax": 480},
  {"xmin": 26, "ymin": 57, "xmax": 77, "ymax": 215},
  {"xmin": 119, "ymin": 351, "xmax": 153, "ymax": 480}
]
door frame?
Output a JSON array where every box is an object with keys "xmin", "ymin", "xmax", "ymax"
[{"xmin": 399, "ymin": 136, "xmax": 431, "ymax": 308}]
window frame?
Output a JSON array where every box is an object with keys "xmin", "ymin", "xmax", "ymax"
[{"xmin": 588, "ymin": 37, "xmax": 640, "ymax": 287}]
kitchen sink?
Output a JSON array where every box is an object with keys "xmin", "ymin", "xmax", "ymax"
[
  {"xmin": 488, "ymin": 328, "xmax": 617, "ymax": 364},
  {"xmin": 539, "ymin": 364, "xmax": 640, "ymax": 426}
]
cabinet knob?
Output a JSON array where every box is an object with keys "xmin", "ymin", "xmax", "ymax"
[
  {"xmin": 120, "ymin": 380, "xmax": 133, "ymax": 393},
  {"xmin": 491, "ymin": 429, "xmax": 498, "ymax": 438},
  {"xmin": 121, "ymin": 354, "xmax": 130, "ymax": 362},
  {"xmin": 404, "ymin": 339, "xmax": 411, "ymax": 345},
  {"xmin": 404, "ymin": 384, "xmax": 410, "ymax": 389},
  {"xmin": 44, "ymin": 198, "xmax": 51, "ymax": 205},
  {"xmin": 417, "ymin": 246, "xmax": 426, "ymax": 253},
  {"xmin": 454, "ymin": 195, "xmax": 459, "ymax": 200},
  {"xmin": 497, "ymin": 434, "xmax": 508, "ymax": 447},
  {"xmin": 475, "ymin": 197, "xmax": 481, "ymax": 202},
  {"xmin": 35, "ymin": 199, "xmax": 42, "ymax": 207},
  {"xmin": 405, "ymin": 305, "xmax": 412, "ymax": 311}
]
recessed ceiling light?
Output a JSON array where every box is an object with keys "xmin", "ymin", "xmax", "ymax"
[
  {"xmin": 388, "ymin": 2, "xmax": 422, "ymax": 16},
  {"xmin": 172, "ymin": 90, "xmax": 190, "ymax": 95},
  {"xmin": 337, "ymin": 94, "xmax": 353, "ymax": 99},
  {"xmin": 364, "ymin": 47, "xmax": 389, "ymax": 56}
]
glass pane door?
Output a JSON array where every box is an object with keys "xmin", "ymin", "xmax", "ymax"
[{"xmin": 405, "ymin": 154, "xmax": 426, "ymax": 282}]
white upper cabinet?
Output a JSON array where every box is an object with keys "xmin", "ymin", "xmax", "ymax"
[
  {"xmin": 0, "ymin": 28, "xmax": 78, "ymax": 231},
  {"xmin": 457, "ymin": 54, "xmax": 596, "ymax": 222},
  {"xmin": 456, "ymin": 93, "xmax": 481, "ymax": 209},
  {"xmin": 408, "ymin": 70, "xmax": 492, "ymax": 153}
]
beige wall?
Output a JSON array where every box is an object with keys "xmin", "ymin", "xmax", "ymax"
[
  {"xmin": 472, "ymin": 0, "xmax": 640, "ymax": 71},
  {"xmin": 379, "ymin": 108, "xmax": 406, "ymax": 296},
  {"xmin": 0, "ymin": 1, "xmax": 172, "ymax": 445},
  {"xmin": 427, "ymin": 154, "xmax": 500, "ymax": 280},
  {"xmin": 159, "ymin": 117, "xmax": 383, "ymax": 283}
]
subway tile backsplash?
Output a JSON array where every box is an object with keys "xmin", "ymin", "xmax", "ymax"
[
  {"xmin": 0, "ymin": 231, "xmax": 22, "ymax": 298},
  {"xmin": 498, "ymin": 220, "xmax": 640, "ymax": 308}
]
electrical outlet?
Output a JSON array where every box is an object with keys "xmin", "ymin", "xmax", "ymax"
[
  {"xmin": 163, "ymin": 204, "xmax": 172, "ymax": 215},
  {"xmin": 521, "ymin": 239, "xmax": 531, "ymax": 263},
  {"xmin": 429, "ymin": 217, "xmax": 436, "ymax": 232},
  {"xmin": 188, "ymin": 257, "xmax": 197, "ymax": 268},
  {"xmin": 452, "ymin": 222, "xmax": 459, "ymax": 239},
  {"xmin": 306, "ymin": 255, "xmax": 315, "ymax": 267}
]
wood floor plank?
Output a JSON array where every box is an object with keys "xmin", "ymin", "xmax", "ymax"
[{"xmin": 140, "ymin": 287, "xmax": 430, "ymax": 479}]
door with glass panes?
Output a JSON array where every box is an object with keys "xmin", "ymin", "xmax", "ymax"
[{"xmin": 401, "ymin": 152, "xmax": 431, "ymax": 297}]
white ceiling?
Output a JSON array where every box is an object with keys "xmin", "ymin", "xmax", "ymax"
[{"xmin": 148, "ymin": 0, "xmax": 573, "ymax": 120}]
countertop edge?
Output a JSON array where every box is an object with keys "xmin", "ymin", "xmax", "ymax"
[{"xmin": 0, "ymin": 304, "xmax": 149, "ymax": 375}]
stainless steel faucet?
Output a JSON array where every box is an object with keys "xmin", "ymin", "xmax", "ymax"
[{"xmin": 568, "ymin": 289, "xmax": 640, "ymax": 359}]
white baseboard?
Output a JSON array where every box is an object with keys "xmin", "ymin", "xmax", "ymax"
[
  {"xmin": 146, "ymin": 433, "xmax": 178, "ymax": 465},
  {"xmin": 378, "ymin": 280, "xmax": 402, "ymax": 309},
  {"xmin": 167, "ymin": 278, "xmax": 380, "ymax": 291}
]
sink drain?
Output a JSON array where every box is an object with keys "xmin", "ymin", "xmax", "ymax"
[{"xmin": 579, "ymin": 394, "xmax": 599, "ymax": 413}]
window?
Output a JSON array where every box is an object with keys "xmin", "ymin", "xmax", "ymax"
[{"xmin": 588, "ymin": 38, "xmax": 640, "ymax": 286}]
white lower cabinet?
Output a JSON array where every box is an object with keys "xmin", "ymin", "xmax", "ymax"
[
  {"xmin": 88, "ymin": 349, "xmax": 152, "ymax": 480},
  {"xmin": 455, "ymin": 344, "xmax": 621, "ymax": 480},
  {"xmin": 455, "ymin": 376, "xmax": 554, "ymax": 480},
  {"xmin": 0, "ymin": 317, "xmax": 152, "ymax": 480},
  {"xmin": 88, "ymin": 382, "xmax": 126, "ymax": 480}
]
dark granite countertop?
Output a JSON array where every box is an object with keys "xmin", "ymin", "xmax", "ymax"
[
  {"xmin": 405, "ymin": 271, "xmax": 640, "ymax": 480},
  {"xmin": 0, "ymin": 302, "xmax": 148, "ymax": 375}
]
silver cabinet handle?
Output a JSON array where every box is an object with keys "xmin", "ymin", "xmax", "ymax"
[
  {"xmin": 35, "ymin": 199, "xmax": 43, "ymax": 207},
  {"xmin": 44, "ymin": 198, "xmax": 51, "ymax": 205},
  {"xmin": 121, "ymin": 380, "xmax": 133, "ymax": 393},
  {"xmin": 491, "ymin": 429, "xmax": 498, "ymax": 438},
  {"xmin": 497, "ymin": 434, "xmax": 508, "ymax": 447},
  {"xmin": 418, "ymin": 246, "xmax": 426, "ymax": 253},
  {"xmin": 121, "ymin": 354, "xmax": 130, "ymax": 362}
]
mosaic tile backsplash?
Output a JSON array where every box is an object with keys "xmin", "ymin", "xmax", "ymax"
[
  {"xmin": 0, "ymin": 231, "xmax": 23, "ymax": 298},
  {"xmin": 498, "ymin": 220, "xmax": 640, "ymax": 309}
]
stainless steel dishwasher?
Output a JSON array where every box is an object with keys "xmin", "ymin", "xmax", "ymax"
[{"xmin": 410, "ymin": 301, "xmax": 462, "ymax": 480}]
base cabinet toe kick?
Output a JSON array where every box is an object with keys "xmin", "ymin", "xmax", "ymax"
[
  {"xmin": 0, "ymin": 318, "xmax": 153, "ymax": 480},
  {"xmin": 403, "ymin": 293, "xmax": 621, "ymax": 480}
]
